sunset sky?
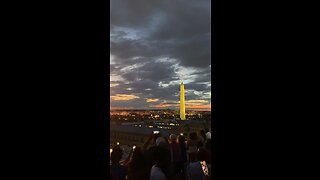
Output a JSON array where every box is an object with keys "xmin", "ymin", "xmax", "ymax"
[{"xmin": 110, "ymin": 0, "xmax": 211, "ymax": 111}]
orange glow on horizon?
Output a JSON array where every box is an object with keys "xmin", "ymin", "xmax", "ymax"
[
  {"xmin": 186, "ymin": 100, "xmax": 209, "ymax": 103},
  {"xmin": 110, "ymin": 107, "xmax": 135, "ymax": 110},
  {"xmin": 150, "ymin": 103, "xmax": 174, "ymax": 108},
  {"xmin": 150, "ymin": 101, "xmax": 211, "ymax": 111},
  {"xmin": 186, "ymin": 104, "xmax": 211, "ymax": 110},
  {"xmin": 110, "ymin": 83, "xmax": 119, "ymax": 87},
  {"xmin": 111, "ymin": 94, "xmax": 140, "ymax": 101},
  {"xmin": 146, "ymin": 98, "xmax": 159, "ymax": 102}
]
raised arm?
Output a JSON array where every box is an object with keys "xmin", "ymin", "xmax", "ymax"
[
  {"xmin": 123, "ymin": 148, "xmax": 133, "ymax": 165},
  {"xmin": 143, "ymin": 133, "xmax": 154, "ymax": 151}
]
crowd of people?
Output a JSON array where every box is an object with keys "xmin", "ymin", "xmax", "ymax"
[{"xmin": 110, "ymin": 128, "xmax": 212, "ymax": 180}]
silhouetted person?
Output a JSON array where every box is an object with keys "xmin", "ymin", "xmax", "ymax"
[
  {"xmin": 143, "ymin": 133, "xmax": 160, "ymax": 151},
  {"xmin": 177, "ymin": 135, "xmax": 188, "ymax": 180},
  {"xmin": 143, "ymin": 145, "xmax": 157, "ymax": 178},
  {"xmin": 204, "ymin": 139, "xmax": 211, "ymax": 164},
  {"xmin": 156, "ymin": 137, "xmax": 169, "ymax": 149},
  {"xmin": 110, "ymin": 147, "xmax": 128, "ymax": 180},
  {"xmin": 178, "ymin": 135, "xmax": 187, "ymax": 164},
  {"xmin": 168, "ymin": 134, "xmax": 183, "ymax": 178},
  {"xmin": 204, "ymin": 128, "xmax": 211, "ymax": 140},
  {"xmin": 198, "ymin": 130, "xmax": 206, "ymax": 148},
  {"xmin": 186, "ymin": 148, "xmax": 210, "ymax": 180},
  {"xmin": 187, "ymin": 133, "xmax": 198, "ymax": 162},
  {"xmin": 150, "ymin": 146, "xmax": 171, "ymax": 180},
  {"xmin": 126, "ymin": 147, "xmax": 148, "ymax": 180},
  {"xmin": 143, "ymin": 133, "xmax": 168, "ymax": 178}
]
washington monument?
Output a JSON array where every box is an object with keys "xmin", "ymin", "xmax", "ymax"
[{"xmin": 180, "ymin": 82, "xmax": 186, "ymax": 120}]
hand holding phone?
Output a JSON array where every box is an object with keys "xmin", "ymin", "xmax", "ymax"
[{"xmin": 200, "ymin": 161, "xmax": 209, "ymax": 176}]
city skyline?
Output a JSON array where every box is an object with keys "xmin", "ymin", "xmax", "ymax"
[{"xmin": 110, "ymin": 0, "xmax": 211, "ymax": 111}]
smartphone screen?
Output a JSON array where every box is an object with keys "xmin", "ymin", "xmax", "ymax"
[
  {"xmin": 132, "ymin": 145, "xmax": 136, "ymax": 150},
  {"xmin": 153, "ymin": 131, "xmax": 159, "ymax": 134},
  {"xmin": 200, "ymin": 161, "xmax": 209, "ymax": 176}
]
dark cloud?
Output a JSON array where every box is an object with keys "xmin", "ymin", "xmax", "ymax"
[
  {"xmin": 121, "ymin": 61, "xmax": 176, "ymax": 82},
  {"xmin": 185, "ymin": 84, "xmax": 210, "ymax": 92},
  {"xmin": 110, "ymin": 39, "xmax": 151, "ymax": 60},
  {"xmin": 191, "ymin": 66, "xmax": 211, "ymax": 83},
  {"xmin": 110, "ymin": 0, "xmax": 211, "ymax": 109},
  {"xmin": 110, "ymin": 0, "xmax": 164, "ymax": 28}
]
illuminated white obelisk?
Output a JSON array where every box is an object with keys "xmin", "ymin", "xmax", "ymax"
[{"xmin": 180, "ymin": 82, "xmax": 186, "ymax": 120}]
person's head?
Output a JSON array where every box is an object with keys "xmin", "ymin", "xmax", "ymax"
[
  {"xmin": 200, "ymin": 130, "xmax": 206, "ymax": 140},
  {"xmin": 156, "ymin": 137, "xmax": 166, "ymax": 146},
  {"xmin": 189, "ymin": 152, "xmax": 197, "ymax": 162},
  {"xmin": 205, "ymin": 139, "xmax": 211, "ymax": 150},
  {"xmin": 189, "ymin": 132, "xmax": 198, "ymax": 140},
  {"xmin": 156, "ymin": 137, "xmax": 169, "ymax": 149},
  {"xmin": 111, "ymin": 147, "xmax": 123, "ymax": 165},
  {"xmin": 153, "ymin": 133, "xmax": 160, "ymax": 143},
  {"xmin": 164, "ymin": 136, "xmax": 169, "ymax": 143},
  {"xmin": 204, "ymin": 128, "xmax": 209, "ymax": 133},
  {"xmin": 206, "ymin": 132, "xmax": 211, "ymax": 140},
  {"xmin": 128, "ymin": 147, "xmax": 145, "ymax": 169},
  {"xmin": 154, "ymin": 146, "xmax": 171, "ymax": 167},
  {"xmin": 144, "ymin": 146, "xmax": 157, "ymax": 168},
  {"xmin": 197, "ymin": 148, "xmax": 207, "ymax": 161},
  {"xmin": 169, "ymin": 134, "xmax": 177, "ymax": 143},
  {"xmin": 178, "ymin": 135, "xmax": 185, "ymax": 144}
]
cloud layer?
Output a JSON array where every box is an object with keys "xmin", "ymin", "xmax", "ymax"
[{"xmin": 110, "ymin": 0, "xmax": 211, "ymax": 110}]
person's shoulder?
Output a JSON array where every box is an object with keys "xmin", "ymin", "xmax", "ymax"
[
  {"xmin": 151, "ymin": 166, "xmax": 162, "ymax": 173},
  {"xmin": 191, "ymin": 140, "xmax": 197, "ymax": 145},
  {"xmin": 150, "ymin": 165, "xmax": 157, "ymax": 171},
  {"xmin": 172, "ymin": 142, "xmax": 179, "ymax": 147},
  {"xmin": 150, "ymin": 166, "xmax": 166, "ymax": 180},
  {"xmin": 192, "ymin": 162, "xmax": 202, "ymax": 168},
  {"xmin": 187, "ymin": 162, "xmax": 195, "ymax": 167},
  {"xmin": 149, "ymin": 146, "xmax": 157, "ymax": 151},
  {"xmin": 110, "ymin": 164, "xmax": 118, "ymax": 169},
  {"xmin": 119, "ymin": 165, "xmax": 128, "ymax": 171}
]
